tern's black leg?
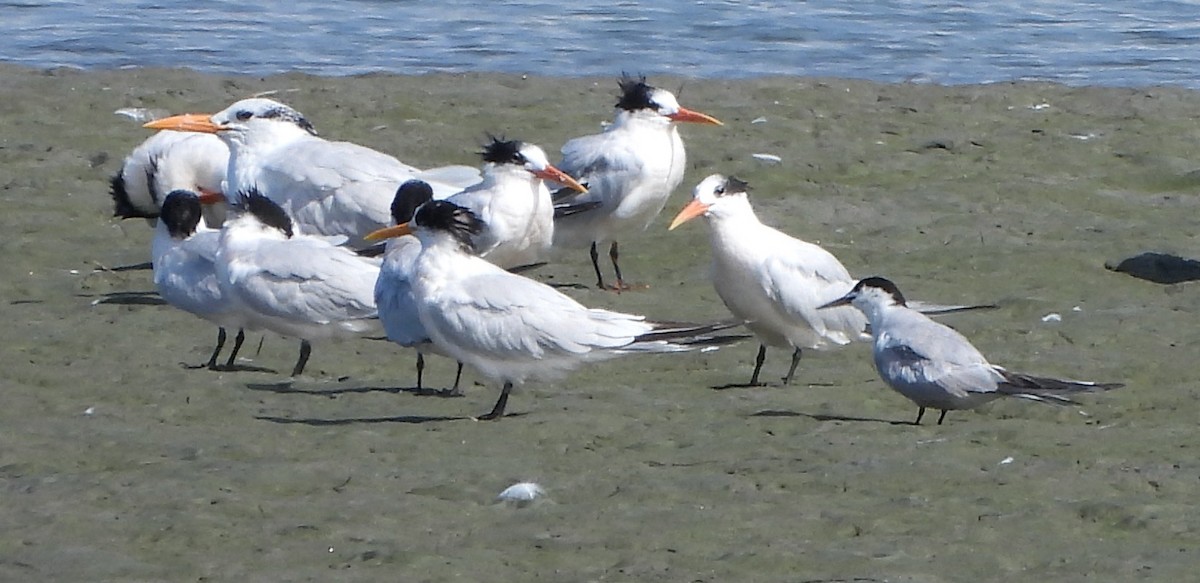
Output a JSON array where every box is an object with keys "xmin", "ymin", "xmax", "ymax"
[
  {"xmin": 749, "ymin": 344, "xmax": 767, "ymax": 385},
  {"xmin": 191, "ymin": 327, "xmax": 227, "ymax": 369},
  {"xmin": 782, "ymin": 348, "xmax": 803, "ymax": 385},
  {"xmin": 415, "ymin": 352, "xmax": 425, "ymax": 389},
  {"xmin": 477, "ymin": 381, "xmax": 513, "ymax": 421},
  {"xmin": 915, "ymin": 407, "xmax": 926, "ymax": 425},
  {"xmin": 448, "ymin": 361, "xmax": 465, "ymax": 396},
  {"xmin": 937, "ymin": 409, "xmax": 948, "ymax": 425},
  {"xmin": 589, "ymin": 242, "xmax": 606, "ymax": 289},
  {"xmin": 223, "ymin": 328, "xmax": 246, "ymax": 369},
  {"xmin": 608, "ymin": 241, "xmax": 629, "ymax": 291},
  {"xmin": 291, "ymin": 339, "xmax": 312, "ymax": 377}
]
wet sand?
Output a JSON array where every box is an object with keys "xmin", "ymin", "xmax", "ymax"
[{"xmin": 1, "ymin": 63, "xmax": 1198, "ymax": 581}]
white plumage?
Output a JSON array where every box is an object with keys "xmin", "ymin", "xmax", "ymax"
[
  {"xmin": 215, "ymin": 190, "xmax": 380, "ymax": 376},
  {"xmin": 823, "ymin": 277, "xmax": 1124, "ymax": 424},
  {"xmin": 372, "ymin": 199, "xmax": 744, "ymax": 420},
  {"xmin": 144, "ymin": 98, "xmax": 480, "ymax": 246},
  {"xmin": 111, "ymin": 130, "xmax": 229, "ymax": 228},
  {"xmin": 552, "ymin": 75, "xmax": 723, "ymax": 289},
  {"xmin": 151, "ymin": 190, "xmax": 247, "ymax": 369},
  {"xmin": 669, "ymin": 174, "xmax": 869, "ymax": 385}
]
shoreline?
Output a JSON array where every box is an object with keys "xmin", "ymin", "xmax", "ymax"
[{"xmin": 1, "ymin": 63, "xmax": 1197, "ymax": 580}]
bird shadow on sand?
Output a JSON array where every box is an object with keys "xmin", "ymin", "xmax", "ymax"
[
  {"xmin": 711, "ymin": 381, "xmax": 840, "ymax": 391},
  {"xmin": 80, "ymin": 291, "xmax": 167, "ymax": 306},
  {"xmin": 254, "ymin": 413, "xmax": 467, "ymax": 425},
  {"xmin": 183, "ymin": 362, "xmax": 276, "ymax": 374},
  {"xmin": 751, "ymin": 409, "xmax": 912, "ymax": 425},
  {"xmin": 244, "ymin": 380, "xmax": 465, "ymax": 399}
]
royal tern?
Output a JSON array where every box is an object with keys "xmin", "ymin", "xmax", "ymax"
[
  {"xmin": 144, "ymin": 98, "xmax": 479, "ymax": 246},
  {"xmin": 152, "ymin": 189, "xmax": 246, "ymax": 369},
  {"xmin": 669, "ymin": 174, "xmax": 869, "ymax": 386},
  {"xmin": 374, "ymin": 180, "xmax": 464, "ymax": 392},
  {"xmin": 822, "ymin": 277, "xmax": 1124, "ymax": 424},
  {"xmin": 216, "ymin": 189, "xmax": 380, "ymax": 376},
  {"xmin": 366, "ymin": 200, "xmax": 745, "ymax": 420},
  {"xmin": 551, "ymin": 75, "xmax": 723, "ymax": 290},
  {"xmin": 442, "ymin": 137, "xmax": 586, "ymax": 269},
  {"xmin": 110, "ymin": 130, "xmax": 229, "ymax": 227}
]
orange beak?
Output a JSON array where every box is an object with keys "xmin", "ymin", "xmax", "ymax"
[
  {"xmin": 143, "ymin": 113, "xmax": 223, "ymax": 133},
  {"xmin": 196, "ymin": 188, "xmax": 226, "ymax": 205},
  {"xmin": 363, "ymin": 222, "xmax": 413, "ymax": 241},
  {"xmin": 533, "ymin": 165, "xmax": 588, "ymax": 193},
  {"xmin": 668, "ymin": 107, "xmax": 723, "ymax": 126},
  {"xmin": 668, "ymin": 199, "xmax": 710, "ymax": 230}
]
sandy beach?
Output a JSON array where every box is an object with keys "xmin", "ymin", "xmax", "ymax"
[{"xmin": 1, "ymin": 63, "xmax": 1197, "ymax": 581}]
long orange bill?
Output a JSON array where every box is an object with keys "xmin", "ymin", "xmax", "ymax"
[
  {"xmin": 143, "ymin": 113, "xmax": 222, "ymax": 133},
  {"xmin": 364, "ymin": 223, "xmax": 413, "ymax": 241},
  {"xmin": 533, "ymin": 165, "xmax": 588, "ymax": 193},
  {"xmin": 669, "ymin": 107, "xmax": 723, "ymax": 126},
  {"xmin": 668, "ymin": 199, "xmax": 710, "ymax": 230}
]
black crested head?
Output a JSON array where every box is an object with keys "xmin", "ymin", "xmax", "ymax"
[
  {"xmin": 391, "ymin": 179, "xmax": 434, "ymax": 225},
  {"xmin": 856, "ymin": 276, "xmax": 907, "ymax": 306},
  {"xmin": 160, "ymin": 190, "xmax": 203, "ymax": 238},
  {"xmin": 109, "ymin": 171, "xmax": 158, "ymax": 219},
  {"xmin": 722, "ymin": 175, "xmax": 750, "ymax": 196},
  {"xmin": 413, "ymin": 200, "xmax": 484, "ymax": 251},
  {"xmin": 616, "ymin": 73, "xmax": 656, "ymax": 112},
  {"xmin": 479, "ymin": 135, "xmax": 527, "ymax": 166},
  {"xmin": 236, "ymin": 100, "xmax": 318, "ymax": 136},
  {"xmin": 239, "ymin": 188, "xmax": 294, "ymax": 238}
]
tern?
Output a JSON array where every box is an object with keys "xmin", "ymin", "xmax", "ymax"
[
  {"xmin": 365, "ymin": 200, "xmax": 746, "ymax": 420},
  {"xmin": 822, "ymin": 277, "xmax": 1124, "ymax": 424},
  {"xmin": 552, "ymin": 74, "xmax": 722, "ymax": 290},
  {"xmin": 669, "ymin": 174, "xmax": 987, "ymax": 387},
  {"xmin": 442, "ymin": 136, "xmax": 586, "ymax": 269},
  {"xmin": 216, "ymin": 189, "xmax": 380, "ymax": 376},
  {"xmin": 669, "ymin": 174, "xmax": 869, "ymax": 386},
  {"xmin": 144, "ymin": 98, "xmax": 479, "ymax": 246},
  {"xmin": 374, "ymin": 180, "xmax": 465, "ymax": 393},
  {"xmin": 152, "ymin": 189, "xmax": 247, "ymax": 369},
  {"xmin": 111, "ymin": 130, "xmax": 229, "ymax": 228}
]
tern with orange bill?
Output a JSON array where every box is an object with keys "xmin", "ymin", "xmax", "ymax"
[
  {"xmin": 144, "ymin": 98, "xmax": 479, "ymax": 246},
  {"xmin": 366, "ymin": 200, "xmax": 746, "ymax": 420},
  {"xmin": 111, "ymin": 129, "xmax": 229, "ymax": 228},
  {"xmin": 551, "ymin": 75, "xmax": 723, "ymax": 290}
]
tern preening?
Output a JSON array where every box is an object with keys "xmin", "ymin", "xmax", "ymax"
[
  {"xmin": 152, "ymin": 190, "xmax": 247, "ymax": 369},
  {"xmin": 366, "ymin": 200, "xmax": 746, "ymax": 420},
  {"xmin": 111, "ymin": 130, "xmax": 229, "ymax": 228},
  {"xmin": 216, "ymin": 189, "xmax": 380, "ymax": 376},
  {"xmin": 373, "ymin": 180, "xmax": 464, "ymax": 393},
  {"xmin": 822, "ymin": 277, "xmax": 1124, "ymax": 424},
  {"xmin": 144, "ymin": 97, "xmax": 480, "ymax": 246},
  {"xmin": 552, "ymin": 75, "xmax": 723, "ymax": 290}
]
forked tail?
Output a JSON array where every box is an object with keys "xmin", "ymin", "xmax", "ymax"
[{"xmin": 996, "ymin": 368, "xmax": 1125, "ymax": 404}]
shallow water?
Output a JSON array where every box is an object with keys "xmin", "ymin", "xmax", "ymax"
[{"xmin": 4, "ymin": 0, "xmax": 1200, "ymax": 86}]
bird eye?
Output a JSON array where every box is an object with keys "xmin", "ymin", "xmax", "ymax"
[
  {"xmin": 715, "ymin": 186, "xmax": 725, "ymax": 195},
  {"xmin": 235, "ymin": 110, "xmax": 253, "ymax": 121}
]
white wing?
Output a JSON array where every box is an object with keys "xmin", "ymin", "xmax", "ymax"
[{"xmin": 760, "ymin": 239, "xmax": 866, "ymax": 345}]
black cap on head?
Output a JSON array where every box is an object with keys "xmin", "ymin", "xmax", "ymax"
[
  {"xmin": 391, "ymin": 180, "xmax": 434, "ymax": 225},
  {"xmin": 239, "ymin": 188, "xmax": 294, "ymax": 238},
  {"xmin": 616, "ymin": 73, "xmax": 655, "ymax": 112},
  {"xmin": 855, "ymin": 276, "xmax": 907, "ymax": 306},
  {"xmin": 160, "ymin": 190, "xmax": 203, "ymax": 238},
  {"xmin": 479, "ymin": 135, "xmax": 526, "ymax": 166},
  {"xmin": 242, "ymin": 103, "xmax": 318, "ymax": 136},
  {"xmin": 723, "ymin": 176, "xmax": 750, "ymax": 196},
  {"xmin": 413, "ymin": 200, "xmax": 484, "ymax": 250}
]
